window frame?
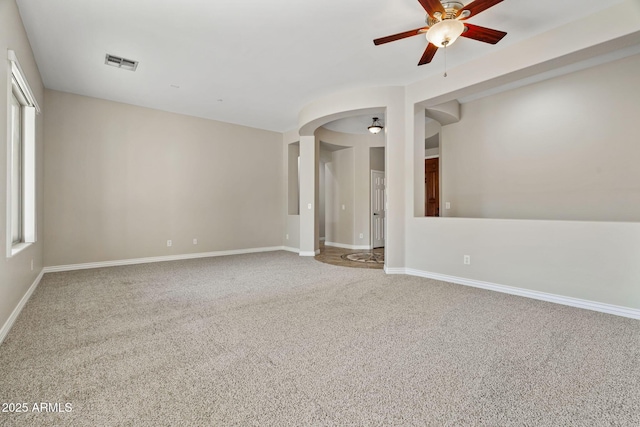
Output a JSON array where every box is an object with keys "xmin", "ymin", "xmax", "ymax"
[{"xmin": 6, "ymin": 50, "xmax": 40, "ymax": 258}]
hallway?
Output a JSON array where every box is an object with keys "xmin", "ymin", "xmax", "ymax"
[{"xmin": 314, "ymin": 242, "xmax": 384, "ymax": 269}]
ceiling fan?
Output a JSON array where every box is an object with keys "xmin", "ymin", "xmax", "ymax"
[{"xmin": 373, "ymin": 0, "xmax": 507, "ymax": 66}]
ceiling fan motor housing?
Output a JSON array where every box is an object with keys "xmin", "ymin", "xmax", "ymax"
[{"xmin": 426, "ymin": 1, "xmax": 464, "ymax": 25}]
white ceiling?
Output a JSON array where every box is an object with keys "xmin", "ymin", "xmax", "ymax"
[
  {"xmin": 323, "ymin": 114, "xmax": 385, "ymax": 135},
  {"xmin": 15, "ymin": 0, "xmax": 629, "ymax": 132}
]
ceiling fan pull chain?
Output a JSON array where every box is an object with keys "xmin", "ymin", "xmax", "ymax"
[{"xmin": 444, "ymin": 44, "xmax": 448, "ymax": 77}]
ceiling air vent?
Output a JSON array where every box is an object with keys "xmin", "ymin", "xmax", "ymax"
[{"xmin": 104, "ymin": 54, "xmax": 138, "ymax": 71}]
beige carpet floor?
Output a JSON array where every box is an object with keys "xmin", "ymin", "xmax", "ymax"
[{"xmin": 0, "ymin": 251, "xmax": 639, "ymax": 426}]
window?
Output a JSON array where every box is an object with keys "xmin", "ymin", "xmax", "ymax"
[
  {"xmin": 7, "ymin": 50, "xmax": 39, "ymax": 257},
  {"xmin": 10, "ymin": 88, "xmax": 23, "ymax": 244}
]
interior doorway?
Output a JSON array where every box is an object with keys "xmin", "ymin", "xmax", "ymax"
[
  {"xmin": 425, "ymin": 158, "xmax": 439, "ymax": 217},
  {"xmin": 371, "ymin": 170, "xmax": 385, "ymax": 248}
]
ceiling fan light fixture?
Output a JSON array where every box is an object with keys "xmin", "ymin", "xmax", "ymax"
[
  {"xmin": 426, "ymin": 19, "xmax": 464, "ymax": 48},
  {"xmin": 368, "ymin": 117, "xmax": 384, "ymax": 134}
]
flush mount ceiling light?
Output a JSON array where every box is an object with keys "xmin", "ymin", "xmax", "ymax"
[
  {"xmin": 104, "ymin": 54, "xmax": 139, "ymax": 71},
  {"xmin": 368, "ymin": 117, "xmax": 384, "ymax": 134}
]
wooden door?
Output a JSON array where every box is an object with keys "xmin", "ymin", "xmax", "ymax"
[{"xmin": 425, "ymin": 158, "xmax": 439, "ymax": 217}]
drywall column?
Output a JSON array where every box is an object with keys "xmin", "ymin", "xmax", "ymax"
[
  {"xmin": 283, "ymin": 130, "xmax": 301, "ymax": 251},
  {"xmin": 299, "ymin": 135, "xmax": 319, "ymax": 256},
  {"xmin": 386, "ymin": 100, "xmax": 406, "ymax": 270}
]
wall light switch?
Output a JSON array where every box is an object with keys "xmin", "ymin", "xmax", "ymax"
[{"xmin": 307, "ymin": 203, "xmax": 312, "ymax": 210}]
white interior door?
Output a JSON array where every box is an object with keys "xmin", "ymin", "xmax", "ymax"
[{"xmin": 371, "ymin": 170, "xmax": 385, "ymax": 248}]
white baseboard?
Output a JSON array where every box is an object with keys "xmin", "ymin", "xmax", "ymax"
[
  {"xmin": 299, "ymin": 249, "xmax": 320, "ymax": 256},
  {"xmin": 386, "ymin": 267, "xmax": 640, "ymax": 320},
  {"xmin": 43, "ymin": 246, "xmax": 289, "ymax": 273},
  {"xmin": 324, "ymin": 241, "xmax": 371, "ymax": 251},
  {"xmin": 0, "ymin": 270, "xmax": 44, "ymax": 346},
  {"xmin": 282, "ymin": 246, "xmax": 300, "ymax": 254},
  {"xmin": 384, "ymin": 266, "xmax": 405, "ymax": 275},
  {"xmin": 319, "ymin": 237, "xmax": 326, "ymax": 242}
]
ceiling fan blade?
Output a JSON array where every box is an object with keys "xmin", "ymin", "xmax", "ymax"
[
  {"xmin": 418, "ymin": 43, "xmax": 438, "ymax": 66},
  {"xmin": 374, "ymin": 27, "xmax": 429, "ymax": 45},
  {"xmin": 457, "ymin": 0, "xmax": 504, "ymax": 19},
  {"xmin": 461, "ymin": 24, "xmax": 507, "ymax": 44},
  {"xmin": 417, "ymin": 0, "xmax": 445, "ymax": 17}
]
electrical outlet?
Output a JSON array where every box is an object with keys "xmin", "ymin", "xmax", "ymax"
[
  {"xmin": 167, "ymin": 240, "xmax": 172, "ymax": 247},
  {"xmin": 286, "ymin": 234, "xmax": 289, "ymax": 240},
  {"xmin": 359, "ymin": 233, "xmax": 363, "ymax": 239},
  {"xmin": 193, "ymin": 238, "xmax": 198, "ymax": 245},
  {"xmin": 342, "ymin": 204, "xmax": 346, "ymax": 210},
  {"xmin": 464, "ymin": 255, "xmax": 471, "ymax": 265},
  {"xmin": 446, "ymin": 202, "xmax": 451, "ymax": 209},
  {"xmin": 307, "ymin": 203, "xmax": 312, "ymax": 210}
]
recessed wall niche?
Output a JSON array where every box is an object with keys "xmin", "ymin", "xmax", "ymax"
[{"xmin": 287, "ymin": 142, "xmax": 299, "ymax": 215}]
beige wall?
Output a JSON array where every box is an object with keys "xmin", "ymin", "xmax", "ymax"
[
  {"xmin": 406, "ymin": 54, "xmax": 640, "ymax": 310},
  {"xmin": 287, "ymin": 143, "xmax": 299, "ymax": 215},
  {"xmin": 441, "ymin": 53, "xmax": 640, "ymax": 221},
  {"xmin": 285, "ymin": 215, "xmax": 300, "ymax": 250},
  {"xmin": 282, "ymin": 130, "xmax": 300, "ymax": 251},
  {"xmin": 0, "ymin": 0, "xmax": 45, "ymax": 338},
  {"xmin": 318, "ymin": 147, "xmax": 333, "ymax": 239},
  {"xmin": 424, "ymin": 148, "xmax": 439, "ymax": 158},
  {"xmin": 325, "ymin": 147, "xmax": 354, "ymax": 246},
  {"xmin": 44, "ymin": 90, "xmax": 284, "ymax": 266},
  {"xmin": 370, "ymin": 147, "xmax": 385, "ymax": 172}
]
